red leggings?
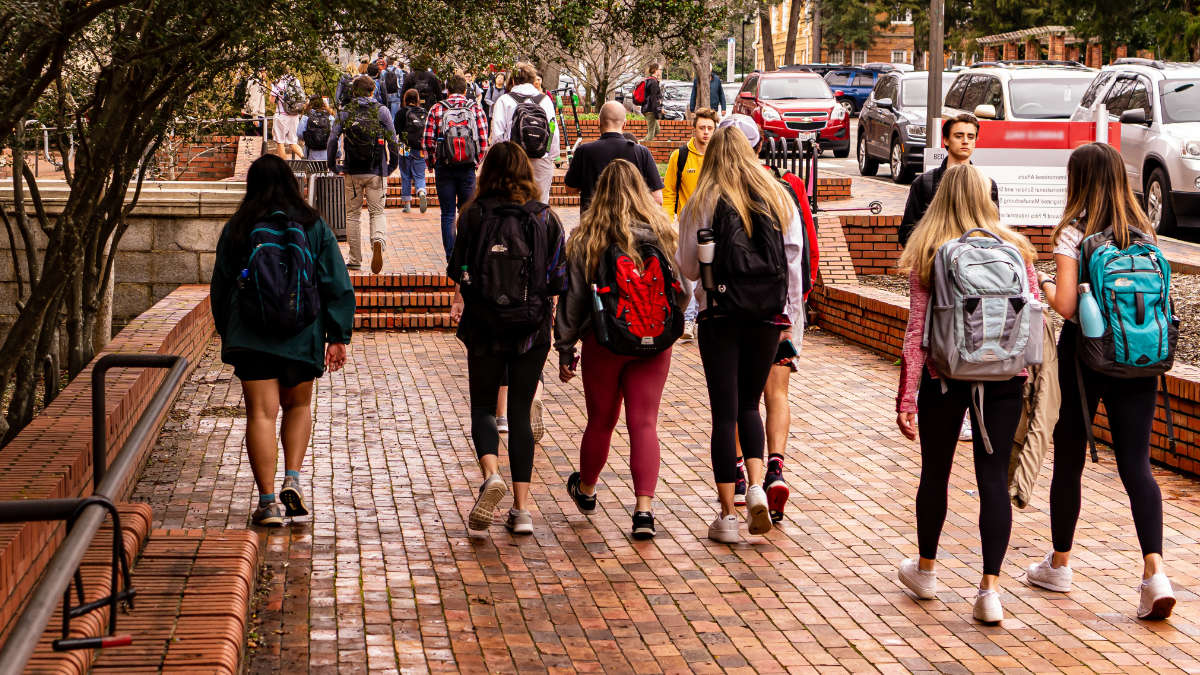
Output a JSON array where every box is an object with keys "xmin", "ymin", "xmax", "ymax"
[{"xmin": 579, "ymin": 334, "xmax": 672, "ymax": 497}]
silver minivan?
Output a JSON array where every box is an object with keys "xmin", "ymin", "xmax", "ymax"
[{"xmin": 1071, "ymin": 58, "xmax": 1200, "ymax": 232}]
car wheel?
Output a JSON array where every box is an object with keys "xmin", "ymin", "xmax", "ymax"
[
  {"xmin": 838, "ymin": 99, "xmax": 855, "ymax": 117},
  {"xmin": 1145, "ymin": 167, "xmax": 1176, "ymax": 234},
  {"xmin": 834, "ymin": 144, "xmax": 849, "ymax": 158},
  {"xmin": 891, "ymin": 139, "xmax": 914, "ymax": 184},
  {"xmin": 857, "ymin": 134, "xmax": 878, "ymax": 176}
]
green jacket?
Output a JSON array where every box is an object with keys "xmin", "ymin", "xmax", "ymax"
[{"xmin": 210, "ymin": 216, "xmax": 355, "ymax": 373}]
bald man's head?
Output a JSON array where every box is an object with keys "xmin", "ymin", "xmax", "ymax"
[{"xmin": 599, "ymin": 101, "xmax": 626, "ymax": 132}]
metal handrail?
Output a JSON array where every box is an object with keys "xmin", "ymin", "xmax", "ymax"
[{"xmin": 0, "ymin": 353, "xmax": 188, "ymax": 675}]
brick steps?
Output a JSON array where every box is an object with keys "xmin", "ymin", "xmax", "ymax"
[
  {"xmin": 355, "ymin": 290, "xmax": 453, "ymax": 314},
  {"xmin": 350, "ymin": 272, "xmax": 453, "ymax": 291},
  {"xmin": 354, "ymin": 311, "xmax": 454, "ymax": 330}
]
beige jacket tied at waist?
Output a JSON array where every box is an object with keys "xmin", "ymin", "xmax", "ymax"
[{"xmin": 1009, "ymin": 318, "xmax": 1060, "ymax": 509}]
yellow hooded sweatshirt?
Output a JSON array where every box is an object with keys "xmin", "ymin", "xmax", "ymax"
[{"xmin": 663, "ymin": 138, "xmax": 705, "ymax": 218}]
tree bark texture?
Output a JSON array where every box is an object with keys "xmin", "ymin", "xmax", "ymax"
[
  {"xmin": 784, "ymin": 0, "xmax": 803, "ymax": 65},
  {"xmin": 759, "ymin": 3, "xmax": 776, "ymax": 71}
]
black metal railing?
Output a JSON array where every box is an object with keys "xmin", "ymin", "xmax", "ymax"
[{"xmin": 0, "ymin": 353, "xmax": 188, "ymax": 675}]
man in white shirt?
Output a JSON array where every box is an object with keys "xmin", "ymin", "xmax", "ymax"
[{"xmin": 488, "ymin": 62, "xmax": 560, "ymax": 203}]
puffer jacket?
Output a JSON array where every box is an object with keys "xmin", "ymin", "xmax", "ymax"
[{"xmin": 1008, "ymin": 318, "xmax": 1061, "ymax": 509}]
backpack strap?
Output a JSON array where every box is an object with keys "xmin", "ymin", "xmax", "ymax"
[
  {"xmin": 1074, "ymin": 349, "xmax": 1101, "ymax": 463},
  {"xmin": 1161, "ymin": 374, "xmax": 1177, "ymax": 454},
  {"xmin": 673, "ymin": 144, "xmax": 689, "ymax": 214}
]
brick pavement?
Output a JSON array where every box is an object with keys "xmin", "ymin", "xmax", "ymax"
[{"xmin": 135, "ymin": 326, "xmax": 1200, "ymax": 673}]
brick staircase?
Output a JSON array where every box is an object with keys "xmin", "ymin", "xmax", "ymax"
[{"xmin": 352, "ymin": 272, "xmax": 456, "ymax": 330}]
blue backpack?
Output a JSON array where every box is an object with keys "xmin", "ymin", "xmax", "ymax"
[{"xmin": 238, "ymin": 211, "xmax": 321, "ymax": 336}]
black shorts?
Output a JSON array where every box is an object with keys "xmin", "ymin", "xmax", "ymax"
[{"xmin": 230, "ymin": 352, "xmax": 320, "ymax": 388}]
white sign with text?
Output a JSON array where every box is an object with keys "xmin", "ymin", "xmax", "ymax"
[{"xmin": 923, "ymin": 148, "xmax": 1073, "ymax": 227}]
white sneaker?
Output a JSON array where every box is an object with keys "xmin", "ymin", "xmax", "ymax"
[
  {"xmin": 1026, "ymin": 553, "xmax": 1072, "ymax": 592},
  {"xmin": 1138, "ymin": 573, "xmax": 1176, "ymax": 620},
  {"xmin": 898, "ymin": 558, "xmax": 937, "ymax": 599},
  {"xmin": 745, "ymin": 484, "xmax": 771, "ymax": 535},
  {"xmin": 708, "ymin": 514, "xmax": 740, "ymax": 543},
  {"xmin": 959, "ymin": 415, "xmax": 973, "ymax": 442},
  {"xmin": 973, "ymin": 588, "xmax": 1003, "ymax": 624},
  {"xmin": 681, "ymin": 320, "xmax": 696, "ymax": 342},
  {"xmin": 496, "ymin": 416, "xmax": 509, "ymax": 433},
  {"xmin": 505, "ymin": 508, "xmax": 534, "ymax": 535},
  {"xmin": 468, "ymin": 473, "xmax": 507, "ymax": 531}
]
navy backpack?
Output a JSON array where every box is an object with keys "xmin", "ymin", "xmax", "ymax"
[{"xmin": 238, "ymin": 211, "xmax": 321, "ymax": 336}]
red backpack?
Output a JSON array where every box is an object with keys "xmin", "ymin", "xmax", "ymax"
[
  {"xmin": 775, "ymin": 169, "xmax": 819, "ymax": 301},
  {"xmin": 590, "ymin": 242, "xmax": 684, "ymax": 356},
  {"xmin": 632, "ymin": 79, "xmax": 647, "ymax": 106}
]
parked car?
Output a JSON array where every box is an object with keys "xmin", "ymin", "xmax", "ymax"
[
  {"xmin": 1070, "ymin": 58, "xmax": 1200, "ymax": 232},
  {"xmin": 857, "ymin": 71, "xmax": 952, "ymax": 183},
  {"xmin": 731, "ymin": 70, "xmax": 851, "ymax": 157},
  {"xmin": 660, "ymin": 79, "xmax": 692, "ymax": 120},
  {"xmin": 824, "ymin": 68, "xmax": 882, "ymax": 117},
  {"xmin": 942, "ymin": 61, "xmax": 1096, "ymax": 121},
  {"xmin": 779, "ymin": 63, "xmax": 843, "ymax": 77}
]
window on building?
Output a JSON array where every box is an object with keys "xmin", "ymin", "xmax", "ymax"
[
  {"xmin": 852, "ymin": 50, "xmax": 868, "ymax": 66},
  {"xmin": 829, "ymin": 49, "xmax": 845, "ymax": 64},
  {"xmin": 891, "ymin": 10, "xmax": 913, "ymax": 23},
  {"xmin": 891, "ymin": 50, "xmax": 907, "ymax": 64}
]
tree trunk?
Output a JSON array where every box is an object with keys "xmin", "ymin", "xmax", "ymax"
[
  {"xmin": 759, "ymin": 4, "xmax": 776, "ymax": 71},
  {"xmin": 689, "ymin": 44, "xmax": 714, "ymax": 116},
  {"xmin": 538, "ymin": 60, "xmax": 561, "ymax": 92},
  {"xmin": 811, "ymin": 0, "xmax": 822, "ymax": 63},
  {"xmin": 784, "ymin": 0, "xmax": 803, "ymax": 65}
]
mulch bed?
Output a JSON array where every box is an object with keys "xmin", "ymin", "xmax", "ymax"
[{"xmin": 857, "ymin": 265, "xmax": 1200, "ymax": 367}]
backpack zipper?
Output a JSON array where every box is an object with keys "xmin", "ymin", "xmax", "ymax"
[{"xmin": 1111, "ymin": 289, "xmax": 1131, "ymax": 362}]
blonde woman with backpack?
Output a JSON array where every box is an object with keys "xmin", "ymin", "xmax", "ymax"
[
  {"xmin": 894, "ymin": 164, "xmax": 1039, "ymax": 624},
  {"xmin": 1028, "ymin": 142, "xmax": 1176, "ymax": 620},
  {"xmin": 555, "ymin": 159, "xmax": 689, "ymax": 540}
]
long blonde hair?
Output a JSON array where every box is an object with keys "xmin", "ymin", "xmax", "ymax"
[
  {"xmin": 568, "ymin": 159, "xmax": 677, "ymax": 280},
  {"xmin": 1052, "ymin": 142, "xmax": 1153, "ymax": 250},
  {"xmin": 899, "ymin": 164, "xmax": 1036, "ymax": 287},
  {"xmin": 678, "ymin": 125, "xmax": 794, "ymax": 237}
]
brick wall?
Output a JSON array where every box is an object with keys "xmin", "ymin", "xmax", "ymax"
[
  {"xmin": 839, "ymin": 215, "xmax": 1056, "ymax": 275},
  {"xmin": 153, "ymin": 135, "xmax": 239, "ymax": 181},
  {"xmin": 0, "ymin": 285, "xmax": 214, "ymax": 641}
]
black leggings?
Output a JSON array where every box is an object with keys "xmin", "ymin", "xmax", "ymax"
[
  {"xmin": 698, "ymin": 317, "xmax": 782, "ymax": 483},
  {"xmin": 916, "ymin": 370, "xmax": 1023, "ymax": 576},
  {"xmin": 1051, "ymin": 321, "xmax": 1163, "ymax": 556},
  {"xmin": 466, "ymin": 345, "xmax": 548, "ymax": 483}
]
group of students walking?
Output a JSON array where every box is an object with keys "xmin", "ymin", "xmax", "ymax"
[{"xmin": 213, "ymin": 73, "xmax": 1179, "ymax": 629}]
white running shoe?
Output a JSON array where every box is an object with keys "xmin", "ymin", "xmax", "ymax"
[
  {"xmin": 1026, "ymin": 553, "xmax": 1072, "ymax": 592},
  {"xmin": 681, "ymin": 320, "xmax": 696, "ymax": 342},
  {"xmin": 505, "ymin": 508, "xmax": 534, "ymax": 535},
  {"xmin": 959, "ymin": 415, "xmax": 973, "ymax": 442},
  {"xmin": 898, "ymin": 558, "xmax": 937, "ymax": 599},
  {"xmin": 707, "ymin": 514, "xmax": 740, "ymax": 544},
  {"xmin": 1138, "ymin": 573, "xmax": 1176, "ymax": 620},
  {"xmin": 468, "ymin": 473, "xmax": 507, "ymax": 531},
  {"xmin": 745, "ymin": 484, "xmax": 771, "ymax": 535},
  {"xmin": 973, "ymin": 588, "xmax": 1003, "ymax": 624}
]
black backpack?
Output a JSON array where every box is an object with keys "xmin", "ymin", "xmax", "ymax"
[
  {"xmin": 509, "ymin": 93, "xmax": 551, "ymax": 159},
  {"xmin": 591, "ymin": 241, "xmax": 685, "ymax": 357},
  {"xmin": 302, "ymin": 114, "xmax": 331, "ymax": 149},
  {"xmin": 460, "ymin": 201, "xmax": 551, "ymax": 335},
  {"xmin": 336, "ymin": 73, "xmax": 354, "ymax": 107},
  {"xmin": 404, "ymin": 106, "xmax": 427, "ymax": 150},
  {"xmin": 707, "ymin": 198, "xmax": 788, "ymax": 320},
  {"xmin": 237, "ymin": 212, "xmax": 321, "ymax": 337},
  {"xmin": 342, "ymin": 100, "xmax": 384, "ymax": 166},
  {"xmin": 384, "ymin": 68, "xmax": 400, "ymax": 95}
]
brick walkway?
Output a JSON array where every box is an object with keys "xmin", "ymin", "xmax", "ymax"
[{"xmin": 135, "ymin": 324, "xmax": 1200, "ymax": 673}]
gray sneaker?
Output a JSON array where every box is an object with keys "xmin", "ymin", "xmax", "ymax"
[
  {"xmin": 418, "ymin": 189, "xmax": 429, "ymax": 213},
  {"xmin": 505, "ymin": 508, "xmax": 533, "ymax": 535},
  {"xmin": 745, "ymin": 484, "xmax": 771, "ymax": 536},
  {"xmin": 279, "ymin": 476, "xmax": 309, "ymax": 517},
  {"xmin": 469, "ymin": 473, "xmax": 508, "ymax": 531},
  {"xmin": 251, "ymin": 502, "xmax": 284, "ymax": 527},
  {"xmin": 531, "ymin": 399, "xmax": 545, "ymax": 443},
  {"xmin": 898, "ymin": 558, "xmax": 937, "ymax": 599},
  {"xmin": 1138, "ymin": 573, "xmax": 1176, "ymax": 620},
  {"xmin": 496, "ymin": 416, "xmax": 509, "ymax": 434}
]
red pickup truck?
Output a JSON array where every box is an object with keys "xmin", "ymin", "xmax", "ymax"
[{"xmin": 731, "ymin": 71, "xmax": 851, "ymax": 157}]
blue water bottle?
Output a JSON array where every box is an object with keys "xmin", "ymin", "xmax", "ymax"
[{"xmin": 1078, "ymin": 282, "xmax": 1105, "ymax": 338}]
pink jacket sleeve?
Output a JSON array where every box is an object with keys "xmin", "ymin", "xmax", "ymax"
[{"xmin": 896, "ymin": 270, "xmax": 928, "ymax": 414}]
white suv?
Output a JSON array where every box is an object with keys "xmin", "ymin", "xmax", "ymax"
[
  {"xmin": 942, "ymin": 61, "xmax": 1096, "ymax": 121},
  {"xmin": 1070, "ymin": 58, "xmax": 1200, "ymax": 232}
]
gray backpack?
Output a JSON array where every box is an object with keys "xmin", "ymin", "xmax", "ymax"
[{"xmin": 922, "ymin": 228, "xmax": 1043, "ymax": 452}]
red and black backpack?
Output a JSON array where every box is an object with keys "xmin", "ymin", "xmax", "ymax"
[{"xmin": 590, "ymin": 241, "xmax": 684, "ymax": 356}]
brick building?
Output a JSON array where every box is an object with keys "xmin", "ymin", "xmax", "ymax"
[
  {"xmin": 755, "ymin": 2, "xmax": 916, "ymax": 68},
  {"xmin": 976, "ymin": 26, "xmax": 1153, "ymax": 68}
]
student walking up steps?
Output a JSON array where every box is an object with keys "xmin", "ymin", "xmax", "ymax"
[
  {"xmin": 555, "ymin": 160, "xmax": 688, "ymax": 540},
  {"xmin": 447, "ymin": 141, "xmax": 567, "ymax": 536},
  {"xmin": 676, "ymin": 125, "xmax": 806, "ymax": 544},
  {"xmin": 894, "ymin": 164, "xmax": 1041, "ymax": 624},
  {"xmin": 1030, "ymin": 142, "xmax": 1177, "ymax": 620}
]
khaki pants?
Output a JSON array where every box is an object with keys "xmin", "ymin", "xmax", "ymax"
[
  {"xmin": 344, "ymin": 173, "xmax": 385, "ymax": 266},
  {"xmin": 642, "ymin": 111, "xmax": 660, "ymax": 143}
]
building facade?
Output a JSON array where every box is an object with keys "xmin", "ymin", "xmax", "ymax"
[{"xmin": 755, "ymin": 2, "xmax": 916, "ymax": 68}]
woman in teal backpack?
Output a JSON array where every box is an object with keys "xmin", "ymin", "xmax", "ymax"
[
  {"xmin": 1033, "ymin": 142, "xmax": 1176, "ymax": 620},
  {"xmin": 210, "ymin": 155, "xmax": 356, "ymax": 527}
]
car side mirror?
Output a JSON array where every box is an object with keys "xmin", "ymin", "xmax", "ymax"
[
  {"xmin": 875, "ymin": 97, "xmax": 893, "ymax": 110},
  {"xmin": 738, "ymin": 91, "xmax": 755, "ymax": 100},
  {"xmin": 974, "ymin": 104, "xmax": 997, "ymax": 119},
  {"xmin": 834, "ymin": 89, "xmax": 845, "ymax": 98},
  {"xmin": 1120, "ymin": 108, "xmax": 1149, "ymax": 125}
]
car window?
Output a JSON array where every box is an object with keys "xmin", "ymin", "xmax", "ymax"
[
  {"xmin": 852, "ymin": 72, "xmax": 877, "ymax": 87},
  {"xmin": 985, "ymin": 78, "xmax": 1005, "ymax": 118},
  {"xmin": 878, "ymin": 77, "xmax": 899, "ymax": 102},
  {"xmin": 740, "ymin": 76, "xmax": 758, "ymax": 95},
  {"xmin": 1126, "ymin": 78, "xmax": 1151, "ymax": 117},
  {"xmin": 960, "ymin": 76, "xmax": 991, "ymax": 112},
  {"xmin": 1103, "ymin": 77, "xmax": 1134, "ymax": 116},
  {"xmin": 1161, "ymin": 79, "xmax": 1200, "ymax": 123},
  {"xmin": 759, "ymin": 77, "xmax": 833, "ymax": 100},
  {"xmin": 901, "ymin": 77, "xmax": 952, "ymax": 108},
  {"xmin": 871, "ymin": 78, "xmax": 888, "ymax": 98},
  {"xmin": 943, "ymin": 74, "xmax": 970, "ymax": 109},
  {"xmin": 1007, "ymin": 78, "xmax": 1093, "ymax": 118},
  {"xmin": 826, "ymin": 71, "xmax": 852, "ymax": 86},
  {"xmin": 1080, "ymin": 71, "xmax": 1114, "ymax": 108}
]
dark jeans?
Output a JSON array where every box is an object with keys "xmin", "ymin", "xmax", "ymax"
[
  {"xmin": 435, "ymin": 164, "xmax": 476, "ymax": 261},
  {"xmin": 916, "ymin": 369, "xmax": 1024, "ymax": 576},
  {"xmin": 1051, "ymin": 321, "xmax": 1163, "ymax": 556},
  {"xmin": 466, "ymin": 345, "xmax": 548, "ymax": 483},
  {"xmin": 697, "ymin": 317, "xmax": 782, "ymax": 483}
]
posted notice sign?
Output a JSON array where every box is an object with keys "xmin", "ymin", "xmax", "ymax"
[{"xmin": 924, "ymin": 120, "xmax": 1121, "ymax": 227}]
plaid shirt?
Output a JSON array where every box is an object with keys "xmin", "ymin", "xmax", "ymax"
[{"xmin": 422, "ymin": 94, "xmax": 488, "ymax": 163}]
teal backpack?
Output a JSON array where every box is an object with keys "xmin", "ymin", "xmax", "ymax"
[{"xmin": 1075, "ymin": 225, "xmax": 1179, "ymax": 460}]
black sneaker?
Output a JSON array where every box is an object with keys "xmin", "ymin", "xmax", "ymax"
[
  {"xmin": 631, "ymin": 511, "xmax": 655, "ymax": 540},
  {"xmin": 734, "ymin": 463, "xmax": 747, "ymax": 507},
  {"xmin": 766, "ymin": 457, "xmax": 788, "ymax": 523},
  {"xmin": 566, "ymin": 471, "xmax": 597, "ymax": 514}
]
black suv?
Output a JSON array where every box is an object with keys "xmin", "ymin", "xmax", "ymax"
[{"xmin": 857, "ymin": 71, "xmax": 949, "ymax": 183}]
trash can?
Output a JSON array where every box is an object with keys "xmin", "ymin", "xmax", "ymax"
[
  {"xmin": 312, "ymin": 173, "xmax": 346, "ymax": 241},
  {"xmin": 285, "ymin": 160, "xmax": 327, "ymax": 198}
]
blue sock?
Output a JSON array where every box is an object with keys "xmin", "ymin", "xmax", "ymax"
[
  {"xmin": 259, "ymin": 493, "xmax": 275, "ymax": 507},
  {"xmin": 285, "ymin": 470, "xmax": 300, "ymax": 480}
]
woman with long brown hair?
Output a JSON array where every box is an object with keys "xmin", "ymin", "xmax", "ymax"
[
  {"xmin": 554, "ymin": 159, "xmax": 687, "ymax": 539},
  {"xmin": 1029, "ymin": 142, "xmax": 1176, "ymax": 620},
  {"xmin": 894, "ymin": 163, "xmax": 1038, "ymax": 624},
  {"xmin": 447, "ymin": 141, "xmax": 567, "ymax": 537}
]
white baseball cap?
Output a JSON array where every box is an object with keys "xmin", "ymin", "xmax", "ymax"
[{"xmin": 717, "ymin": 113, "xmax": 761, "ymax": 148}]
